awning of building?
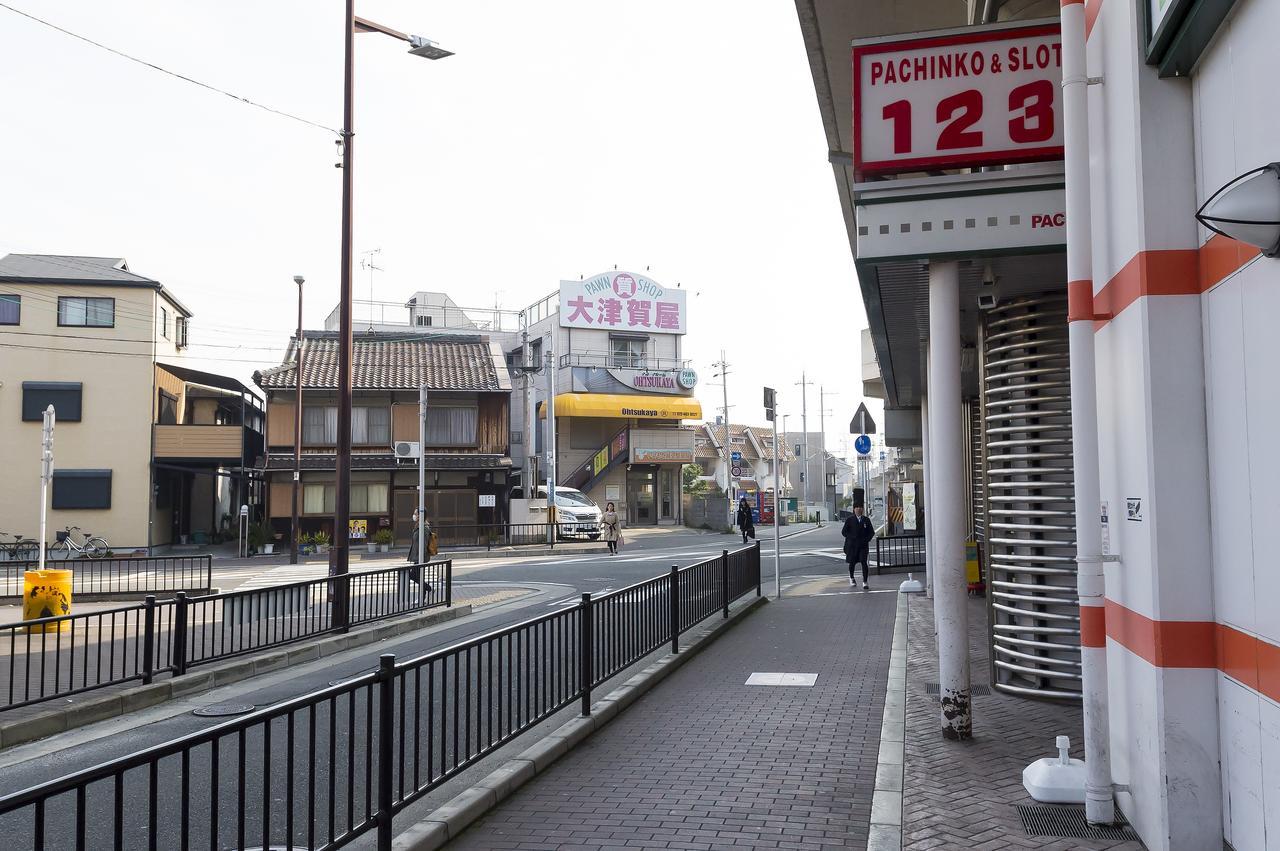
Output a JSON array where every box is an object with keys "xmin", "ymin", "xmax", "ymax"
[{"xmin": 538, "ymin": 393, "xmax": 702, "ymax": 420}]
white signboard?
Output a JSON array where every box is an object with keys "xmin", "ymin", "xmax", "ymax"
[
  {"xmin": 853, "ymin": 20, "xmax": 1063, "ymax": 176},
  {"xmin": 559, "ymin": 272, "xmax": 687, "ymax": 334},
  {"xmin": 902, "ymin": 482, "xmax": 917, "ymax": 532},
  {"xmin": 478, "ymin": 494, "xmax": 496, "ymax": 508}
]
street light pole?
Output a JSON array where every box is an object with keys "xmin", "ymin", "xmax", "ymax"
[
  {"xmin": 291, "ymin": 275, "xmax": 305, "ymax": 566},
  {"xmin": 330, "ymin": 6, "xmax": 451, "ymax": 618}
]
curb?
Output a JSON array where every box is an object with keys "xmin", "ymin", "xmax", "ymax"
[
  {"xmin": 869, "ymin": 591, "xmax": 911, "ymax": 850},
  {"xmin": 0, "ymin": 603, "xmax": 473, "ymax": 751},
  {"xmin": 392, "ymin": 594, "xmax": 771, "ymax": 850}
]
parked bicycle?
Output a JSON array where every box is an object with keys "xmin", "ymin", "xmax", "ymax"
[
  {"xmin": 48, "ymin": 526, "xmax": 109, "ymax": 560},
  {"xmin": 0, "ymin": 532, "xmax": 40, "ymax": 562}
]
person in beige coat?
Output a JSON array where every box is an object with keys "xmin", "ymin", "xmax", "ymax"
[{"xmin": 602, "ymin": 502, "xmax": 621, "ymax": 554}]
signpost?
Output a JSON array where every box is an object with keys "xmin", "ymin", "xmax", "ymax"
[
  {"xmin": 852, "ymin": 20, "xmax": 1064, "ymax": 177},
  {"xmin": 38, "ymin": 406, "xmax": 54, "ymax": 573},
  {"xmin": 764, "ymin": 386, "xmax": 780, "ymax": 599}
]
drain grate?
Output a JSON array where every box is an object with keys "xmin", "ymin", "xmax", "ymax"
[
  {"xmin": 924, "ymin": 682, "xmax": 990, "ymax": 696},
  {"xmin": 1016, "ymin": 804, "xmax": 1139, "ymax": 840},
  {"xmin": 192, "ymin": 702, "xmax": 255, "ymax": 717}
]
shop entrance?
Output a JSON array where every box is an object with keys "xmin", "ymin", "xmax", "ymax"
[{"xmin": 626, "ymin": 465, "xmax": 658, "ymax": 525}]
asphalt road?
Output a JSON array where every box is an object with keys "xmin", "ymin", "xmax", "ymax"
[{"xmin": 0, "ymin": 524, "xmax": 849, "ymax": 850}]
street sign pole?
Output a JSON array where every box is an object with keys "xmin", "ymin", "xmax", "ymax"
[
  {"xmin": 39, "ymin": 405, "xmax": 54, "ymax": 572},
  {"xmin": 418, "ymin": 385, "xmax": 428, "ymax": 566}
]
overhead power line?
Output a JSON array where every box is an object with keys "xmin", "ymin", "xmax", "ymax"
[{"xmin": 0, "ymin": 2, "xmax": 339, "ymax": 135}]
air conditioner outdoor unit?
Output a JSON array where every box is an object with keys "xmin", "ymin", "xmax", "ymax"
[{"xmin": 394, "ymin": 441, "xmax": 421, "ymax": 460}]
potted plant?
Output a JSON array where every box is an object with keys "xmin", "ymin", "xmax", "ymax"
[
  {"xmin": 313, "ymin": 530, "xmax": 331, "ymax": 554},
  {"xmin": 365, "ymin": 533, "xmax": 377, "ymax": 554},
  {"xmin": 248, "ymin": 519, "xmax": 276, "ymax": 555},
  {"xmin": 373, "ymin": 528, "xmax": 393, "ymax": 553},
  {"xmin": 247, "ymin": 521, "xmax": 266, "ymax": 554},
  {"xmin": 298, "ymin": 532, "xmax": 313, "ymax": 555}
]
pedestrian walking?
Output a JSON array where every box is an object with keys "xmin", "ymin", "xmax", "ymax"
[
  {"xmin": 406, "ymin": 509, "xmax": 434, "ymax": 595},
  {"xmin": 602, "ymin": 502, "xmax": 621, "ymax": 554},
  {"xmin": 736, "ymin": 496, "xmax": 756, "ymax": 544},
  {"xmin": 842, "ymin": 504, "xmax": 875, "ymax": 589}
]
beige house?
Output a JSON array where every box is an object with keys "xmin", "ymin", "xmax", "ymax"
[{"xmin": 0, "ymin": 254, "xmax": 262, "ymax": 552}]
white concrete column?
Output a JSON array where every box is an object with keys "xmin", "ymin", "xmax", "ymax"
[
  {"xmin": 928, "ymin": 260, "xmax": 971, "ymax": 739},
  {"xmin": 921, "ymin": 390, "xmax": 933, "ymax": 600}
]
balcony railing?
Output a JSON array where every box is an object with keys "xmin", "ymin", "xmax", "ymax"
[
  {"xmin": 153, "ymin": 424, "xmax": 246, "ymax": 461},
  {"xmin": 558, "ymin": 351, "xmax": 692, "ymax": 371}
]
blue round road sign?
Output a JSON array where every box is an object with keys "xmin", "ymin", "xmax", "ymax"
[{"xmin": 855, "ymin": 434, "xmax": 872, "ymax": 455}]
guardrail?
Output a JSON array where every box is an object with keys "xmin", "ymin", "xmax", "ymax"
[
  {"xmin": 431, "ymin": 522, "xmax": 601, "ymax": 550},
  {"xmin": 875, "ymin": 534, "xmax": 926, "ymax": 572},
  {"xmin": 0, "ymin": 544, "xmax": 761, "ymax": 851},
  {"xmin": 0, "ymin": 555, "xmax": 214, "ymax": 599},
  {"xmin": 0, "ymin": 561, "xmax": 452, "ymax": 710}
]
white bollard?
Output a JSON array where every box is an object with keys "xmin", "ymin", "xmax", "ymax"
[
  {"xmin": 1023, "ymin": 735, "xmax": 1087, "ymax": 803},
  {"xmin": 898, "ymin": 573, "xmax": 924, "ymax": 593}
]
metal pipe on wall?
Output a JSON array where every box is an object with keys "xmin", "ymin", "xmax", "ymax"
[{"xmin": 1062, "ymin": 0, "xmax": 1115, "ymax": 824}]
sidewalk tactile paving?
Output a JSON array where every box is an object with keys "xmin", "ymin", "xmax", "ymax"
[
  {"xmin": 448, "ymin": 588, "xmax": 897, "ymax": 849},
  {"xmin": 902, "ymin": 595, "xmax": 1147, "ymax": 851}
]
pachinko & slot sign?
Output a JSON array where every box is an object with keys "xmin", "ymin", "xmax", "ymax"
[{"xmin": 853, "ymin": 20, "xmax": 1063, "ymax": 176}]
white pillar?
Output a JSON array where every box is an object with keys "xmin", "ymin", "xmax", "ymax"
[
  {"xmin": 1062, "ymin": 0, "xmax": 1114, "ymax": 823},
  {"xmin": 921, "ymin": 391, "xmax": 933, "ymax": 599},
  {"xmin": 928, "ymin": 260, "xmax": 971, "ymax": 740}
]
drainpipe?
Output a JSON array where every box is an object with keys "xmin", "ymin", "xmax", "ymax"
[{"xmin": 1062, "ymin": 0, "xmax": 1115, "ymax": 825}]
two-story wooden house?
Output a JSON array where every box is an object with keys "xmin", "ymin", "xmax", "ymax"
[{"xmin": 253, "ymin": 332, "xmax": 513, "ymax": 545}]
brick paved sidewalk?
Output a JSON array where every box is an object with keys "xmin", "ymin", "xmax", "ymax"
[
  {"xmin": 448, "ymin": 585, "xmax": 899, "ymax": 850},
  {"xmin": 901, "ymin": 595, "xmax": 1145, "ymax": 851}
]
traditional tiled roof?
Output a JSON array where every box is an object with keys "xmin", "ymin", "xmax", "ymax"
[
  {"xmin": 694, "ymin": 423, "xmax": 793, "ymax": 462},
  {"xmin": 255, "ymin": 332, "xmax": 508, "ymax": 391}
]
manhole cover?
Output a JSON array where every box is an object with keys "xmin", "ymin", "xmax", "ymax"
[
  {"xmin": 925, "ymin": 682, "xmax": 991, "ymax": 696},
  {"xmin": 192, "ymin": 702, "xmax": 255, "ymax": 717},
  {"xmin": 1016, "ymin": 804, "xmax": 1139, "ymax": 840},
  {"xmin": 745, "ymin": 672, "xmax": 818, "ymax": 687}
]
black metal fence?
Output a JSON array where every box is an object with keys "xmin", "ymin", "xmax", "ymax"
[
  {"xmin": 0, "ymin": 561, "xmax": 451, "ymax": 711},
  {"xmin": 0, "ymin": 544, "xmax": 761, "ymax": 851},
  {"xmin": 875, "ymin": 534, "xmax": 926, "ymax": 572},
  {"xmin": 431, "ymin": 522, "xmax": 601, "ymax": 550},
  {"xmin": 0, "ymin": 556, "xmax": 214, "ymax": 599}
]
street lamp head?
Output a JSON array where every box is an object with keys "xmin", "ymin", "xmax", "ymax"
[
  {"xmin": 408, "ymin": 36, "xmax": 453, "ymax": 60},
  {"xmin": 293, "ymin": 275, "xmax": 305, "ymax": 286},
  {"xmin": 1196, "ymin": 162, "xmax": 1280, "ymax": 257}
]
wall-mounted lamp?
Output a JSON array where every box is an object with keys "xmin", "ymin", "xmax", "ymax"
[{"xmin": 1196, "ymin": 162, "xmax": 1280, "ymax": 257}]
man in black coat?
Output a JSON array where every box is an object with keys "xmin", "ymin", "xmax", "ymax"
[{"xmin": 842, "ymin": 505, "xmax": 875, "ymax": 590}]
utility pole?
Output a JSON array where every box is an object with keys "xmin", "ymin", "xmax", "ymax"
[
  {"xmin": 418, "ymin": 384, "xmax": 428, "ymax": 566},
  {"xmin": 545, "ymin": 330, "xmax": 558, "ymax": 543},
  {"xmin": 712, "ymin": 352, "xmax": 733, "ymax": 526},
  {"xmin": 764, "ymin": 387, "xmax": 780, "ymax": 598},
  {"xmin": 291, "ymin": 275, "xmax": 305, "ymax": 565},
  {"xmin": 521, "ymin": 314, "xmax": 536, "ymax": 492},
  {"xmin": 795, "ymin": 373, "xmax": 813, "ymax": 520}
]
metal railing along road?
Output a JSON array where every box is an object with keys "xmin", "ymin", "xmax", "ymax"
[
  {"xmin": 431, "ymin": 522, "xmax": 601, "ymax": 550},
  {"xmin": 0, "ymin": 555, "xmax": 214, "ymax": 599},
  {"xmin": 0, "ymin": 543, "xmax": 761, "ymax": 851},
  {"xmin": 0, "ymin": 561, "xmax": 452, "ymax": 711},
  {"xmin": 875, "ymin": 535, "xmax": 926, "ymax": 572}
]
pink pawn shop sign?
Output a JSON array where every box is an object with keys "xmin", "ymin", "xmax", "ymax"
[{"xmin": 559, "ymin": 272, "xmax": 687, "ymax": 334}]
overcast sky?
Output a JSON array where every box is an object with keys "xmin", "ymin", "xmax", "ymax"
[{"xmin": 0, "ymin": 0, "xmax": 882, "ymax": 459}]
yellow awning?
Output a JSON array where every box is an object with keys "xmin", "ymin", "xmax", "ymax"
[{"xmin": 538, "ymin": 393, "xmax": 703, "ymax": 420}]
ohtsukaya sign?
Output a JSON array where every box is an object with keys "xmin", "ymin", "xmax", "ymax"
[
  {"xmin": 559, "ymin": 272, "xmax": 687, "ymax": 334},
  {"xmin": 853, "ymin": 20, "xmax": 1063, "ymax": 176}
]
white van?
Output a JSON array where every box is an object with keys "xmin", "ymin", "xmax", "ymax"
[{"xmin": 511, "ymin": 485, "xmax": 603, "ymax": 539}]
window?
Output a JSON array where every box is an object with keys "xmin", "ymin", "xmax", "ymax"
[
  {"xmin": 22, "ymin": 382, "xmax": 83, "ymax": 421},
  {"xmin": 160, "ymin": 306, "xmax": 170, "ymax": 339},
  {"xmin": 351, "ymin": 407, "xmax": 391, "ymax": 445},
  {"xmin": 52, "ymin": 469, "xmax": 112, "ymax": 509},
  {"xmin": 303, "ymin": 406, "xmax": 390, "ymax": 445},
  {"xmin": 158, "ymin": 391, "xmax": 178, "ymax": 425},
  {"xmin": 351, "ymin": 483, "xmax": 389, "ymax": 514},
  {"xmin": 175, "ymin": 316, "xmax": 189, "ymax": 348},
  {"xmin": 425, "ymin": 405, "xmax": 478, "ymax": 446},
  {"xmin": 303, "ymin": 483, "xmax": 388, "ymax": 514},
  {"xmin": 58, "ymin": 297, "xmax": 114, "ymax": 327},
  {"xmin": 0, "ymin": 294, "xmax": 18, "ymax": 325},
  {"xmin": 303, "ymin": 484, "xmax": 334, "ymax": 514},
  {"xmin": 610, "ymin": 336, "xmax": 646, "ymax": 369},
  {"xmin": 415, "ymin": 315, "xmax": 432, "ymax": 327}
]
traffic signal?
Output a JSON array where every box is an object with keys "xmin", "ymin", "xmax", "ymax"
[{"xmin": 763, "ymin": 387, "xmax": 776, "ymax": 421}]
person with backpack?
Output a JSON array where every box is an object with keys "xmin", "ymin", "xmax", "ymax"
[
  {"xmin": 842, "ymin": 504, "xmax": 875, "ymax": 589},
  {"xmin": 736, "ymin": 496, "xmax": 756, "ymax": 544}
]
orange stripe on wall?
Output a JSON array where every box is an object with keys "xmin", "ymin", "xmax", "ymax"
[
  {"xmin": 1105, "ymin": 600, "xmax": 1280, "ymax": 703},
  {"xmin": 1080, "ymin": 604, "xmax": 1106, "ymax": 648},
  {"xmin": 1093, "ymin": 235, "xmax": 1261, "ymax": 329},
  {"xmin": 1085, "ymin": 0, "xmax": 1102, "ymax": 39}
]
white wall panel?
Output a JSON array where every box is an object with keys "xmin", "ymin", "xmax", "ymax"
[
  {"xmin": 1261, "ymin": 696, "xmax": 1280, "ymax": 851},
  {"xmin": 1221, "ymin": 677, "xmax": 1266, "ymax": 851},
  {"xmin": 1109, "ymin": 644, "xmax": 1168, "ymax": 850},
  {"xmin": 1203, "ymin": 281, "xmax": 1256, "ymax": 633}
]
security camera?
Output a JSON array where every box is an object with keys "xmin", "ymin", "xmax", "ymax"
[{"xmin": 977, "ymin": 292, "xmax": 999, "ymax": 310}]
